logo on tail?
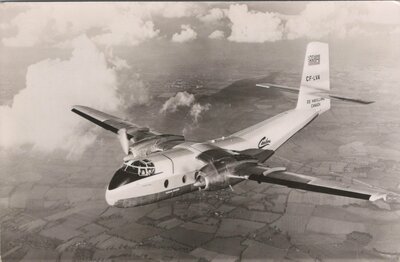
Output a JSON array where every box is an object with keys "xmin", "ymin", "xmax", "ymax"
[{"xmin": 308, "ymin": 54, "xmax": 320, "ymax": 65}]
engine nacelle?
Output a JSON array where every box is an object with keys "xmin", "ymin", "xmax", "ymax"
[
  {"xmin": 194, "ymin": 167, "xmax": 230, "ymax": 191},
  {"xmin": 194, "ymin": 157, "xmax": 255, "ymax": 191},
  {"xmin": 125, "ymin": 134, "xmax": 185, "ymax": 160}
]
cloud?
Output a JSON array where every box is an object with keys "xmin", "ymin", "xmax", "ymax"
[
  {"xmin": 116, "ymin": 71, "xmax": 150, "ymax": 107},
  {"xmin": 91, "ymin": 16, "xmax": 159, "ymax": 46},
  {"xmin": 172, "ymin": 24, "xmax": 198, "ymax": 43},
  {"xmin": 226, "ymin": 4, "xmax": 283, "ymax": 43},
  {"xmin": 284, "ymin": 2, "xmax": 400, "ymax": 40},
  {"xmin": 149, "ymin": 2, "xmax": 201, "ymax": 18},
  {"xmin": 209, "ymin": 30, "xmax": 225, "ymax": 39},
  {"xmin": 198, "ymin": 8, "xmax": 226, "ymax": 23},
  {"xmin": 0, "ymin": 35, "xmax": 147, "ymax": 157},
  {"xmin": 160, "ymin": 91, "xmax": 195, "ymax": 113},
  {"xmin": 160, "ymin": 92, "xmax": 211, "ymax": 125},
  {"xmin": 190, "ymin": 103, "xmax": 211, "ymax": 123},
  {"xmin": 2, "ymin": 2, "xmax": 398, "ymax": 47},
  {"xmin": 2, "ymin": 3, "xmax": 200, "ymax": 47},
  {"xmin": 361, "ymin": 2, "xmax": 400, "ymax": 25}
]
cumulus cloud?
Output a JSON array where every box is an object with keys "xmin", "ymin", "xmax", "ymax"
[
  {"xmin": 198, "ymin": 8, "xmax": 226, "ymax": 23},
  {"xmin": 172, "ymin": 24, "xmax": 198, "ymax": 43},
  {"xmin": 2, "ymin": 2, "xmax": 398, "ymax": 46},
  {"xmin": 190, "ymin": 103, "xmax": 211, "ymax": 123},
  {"xmin": 360, "ymin": 2, "xmax": 400, "ymax": 25},
  {"xmin": 209, "ymin": 30, "xmax": 225, "ymax": 39},
  {"xmin": 227, "ymin": 4, "xmax": 283, "ymax": 43},
  {"xmin": 160, "ymin": 91, "xmax": 195, "ymax": 113},
  {"xmin": 1, "ymin": 3, "xmax": 202, "ymax": 47},
  {"xmin": 0, "ymin": 35, "xmax": 147, "ymax": 157},
  {"xmin": 149, "ymin": 2, "xmax": 201, "ymax": 18},
  {"xmin": 160, "ymin": 92, "xmax": 211, "ymax": 125},
  {"xmin": 92, "ymin": 16, "xmax": 159, "ymax": 46},
  {"xmin": 285, "ymin": 2, "xmax": 400, "ymax": 40},
  {"xmin": 104, "ymin": 47, "xmax": 151, "ymax": 106},
  {"xmin": 116, "ymin": 71, "xmax": 150, "ymax": 107}
]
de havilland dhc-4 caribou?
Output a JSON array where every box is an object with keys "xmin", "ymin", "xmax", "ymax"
[{"xmin": 72, "ymin": 42, "xmax": 397, "ymax": 208}]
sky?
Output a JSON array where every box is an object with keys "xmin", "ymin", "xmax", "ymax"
[
  {"xmin": 0, "ymin": 1, "xmax": 399, "ymax": 157},
  {"xmin": 0, "ymin": 2, "xmax": 399, "ymax": 47}
]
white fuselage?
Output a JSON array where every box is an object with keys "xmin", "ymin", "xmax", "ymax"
[{"xmin": 105, "ymin": 109, "xmax": 318, "ymax": 207}]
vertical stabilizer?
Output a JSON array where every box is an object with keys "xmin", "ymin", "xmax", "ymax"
[{"xmin": 296, "ymin": 42, "xmax": 330, "ymax": 113}]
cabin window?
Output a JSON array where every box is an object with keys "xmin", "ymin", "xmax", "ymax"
[
  {"xmin": 164, "ymin": 179, "xmax": 169, "ymax": 188},
  {"xmin": 182, "ymin": 175, "xmax": 186, "ymax": 184}
]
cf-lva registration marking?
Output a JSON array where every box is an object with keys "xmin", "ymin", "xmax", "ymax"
[{"xmin": 306, "ymin": 74, "xmax": 320, "ymax": 81}]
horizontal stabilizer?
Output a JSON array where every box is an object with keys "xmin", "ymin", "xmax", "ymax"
[{"xmin": 257, "ymin": 83, "xmax": 374, "ymax": 105}]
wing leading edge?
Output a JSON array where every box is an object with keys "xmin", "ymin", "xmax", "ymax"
[
  {"xmin": 235, "ymin": 164, "xmax": 391, "ymax": 201},
  {"xmin": 71, "ymin": 105, "xmax": 157, "ymax": 141}
]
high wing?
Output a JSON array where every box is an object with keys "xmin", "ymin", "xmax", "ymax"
[
  {"xmin": 71, "ymin": 105, "xmax": 185, "ymax": 156},
  {"xmin": 72, "ymin": 105, "xmax": 156, "ymax": 141},
  {"xmin": 233, "ymin": 163, "xmax": 392, "ymax": 201}
]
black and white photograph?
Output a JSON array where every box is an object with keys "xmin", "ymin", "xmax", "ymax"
[{"xmin": 1, "ymin": 1, "xmax": 400, "ymax": 261}]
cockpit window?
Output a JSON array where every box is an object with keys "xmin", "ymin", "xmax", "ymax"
[
  {"xmin": 109, "ymin": 159, "xmax": 158, "ymax": 190},
  {"xmin": 124, "ymin": 159, "xmax": 156, "ymax": 177}
]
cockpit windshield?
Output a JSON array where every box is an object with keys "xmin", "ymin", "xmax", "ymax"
[
  {"xmin": 108, "ymin": 159, "xmax": 158, "ymax": 190},
  {"xmin": 123, "ymin": 159, "xmax": 156, "ymax": 177}
]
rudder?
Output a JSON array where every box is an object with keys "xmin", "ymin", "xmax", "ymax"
[{"xmin": 296, "ymin": 42, "xmax": 330, "ymax": 113}]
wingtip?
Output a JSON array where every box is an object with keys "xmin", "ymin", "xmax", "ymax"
[
  {"xmin": 71, "ymin": 105, "xmax": 81, "ymax": 111},
  {"xmin": 369, "ymin": 193, "xmax": 387, "ymax": 202},
  {"xmin": 256, "ymin": 83, "xmax": 270, "ymax": 88},
  {"xmin": 71, "ymin": 105, "xmax": 90, "ymax": 112}
]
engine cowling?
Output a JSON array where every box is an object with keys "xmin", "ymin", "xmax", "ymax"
[
  {"xmin": 125, "ymin": 134, "xmax": 185, "ymax": 160},
  {"xmin": 194, "ymin": 163, "xmax": 230, "ymax": 191},
  {"xmin": 193, "ymin": 156, "xmax": 257, "ymax": 191}
]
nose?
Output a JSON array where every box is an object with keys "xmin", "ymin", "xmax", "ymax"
[
  {"xmin": 105, "ymin": 188, "xmax": 116, "ymax": 206},
  {"xmin": 106, "ymin": 167, "xmax": 131, "ymax": 206},
  {"xmin": 108, "ymin": 167, "xmax": 131, "ymax": 190}
]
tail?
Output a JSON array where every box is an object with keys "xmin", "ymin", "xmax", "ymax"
[
  {"xmin": 296, "ymin": 42, "xmax": 330, "ymax": 113},
  {"xmin": 257, "ymin": 42, "xmax": 373, "ymax": 105}
]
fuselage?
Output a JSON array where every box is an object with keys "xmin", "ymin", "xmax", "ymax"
[
  {"xmin": 106, "ymin": 141, "xmax": 252, "ymax": 207},
  {"xmin": 106, "ymin": 109, "xmax": 319, "ymax": 207}
]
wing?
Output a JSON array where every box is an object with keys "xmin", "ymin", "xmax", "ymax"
[
  {"xmin": 72, "ymin": 105, "xmax": 158, "ymax": 142},
  {"xmin": 234, "ymin": 163, "xmax": 391, "ymax": 201}
]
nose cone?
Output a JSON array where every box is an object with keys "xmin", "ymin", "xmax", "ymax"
[
  {"xmin": 105, "ymin": 167, "xmax": 131, "ymax": 206},
  {"xmin": 105, "ymin": 188, "xmax": 116, "ymax": 206},
  {"xmin": 108, "ymin": 168, "xmax": 131, "ymax": 190}
]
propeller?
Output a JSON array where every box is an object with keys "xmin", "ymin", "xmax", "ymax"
[{"xmin": 117, "ymin": 128, "xmax": 130, "ymax": 155}]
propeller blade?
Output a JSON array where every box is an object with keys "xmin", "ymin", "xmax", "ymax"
[{"xmin": 117, "ymin": 128, "xmax": 130, "ymax": 155}]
